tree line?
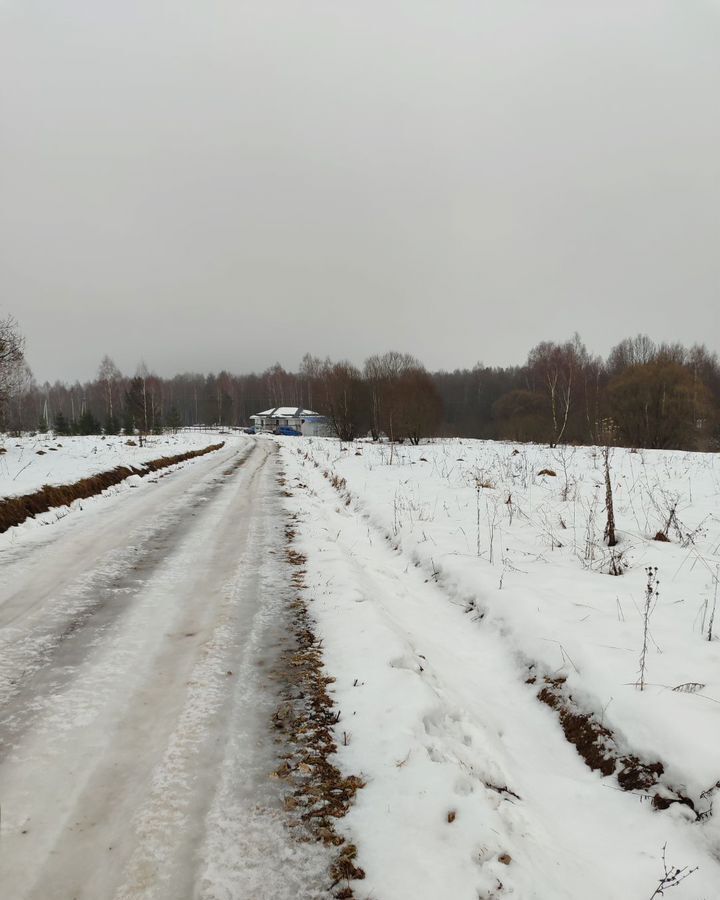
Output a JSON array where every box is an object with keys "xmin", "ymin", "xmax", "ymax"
[{"xmin": 1, "ymin": 317, "xmax": 718, "ymax": 450}]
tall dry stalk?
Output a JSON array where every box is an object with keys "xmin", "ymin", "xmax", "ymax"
[
  {"xmin": 638, "ymin": 566, "xmax": 659, "ymax": 691},
  {"xmin": 603, "ymin": 445, "xmax": 617, "ymax": 547}
]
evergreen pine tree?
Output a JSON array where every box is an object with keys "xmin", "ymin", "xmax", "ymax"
[
  {"xmin": 124, "ymin": 378, "xmax": 145, "ymax": 435},
  {"xmin": 104, "ymin": 413, "xmax": 121, "ymax": 435},
  {"xmin": 122, "ymin": 408, "xmax": 135, "ymax": 436},
  {"xmin": 166, "ymin": 406, "xmax": 182, "ymax": 433},
  {"xmin": 54, "ymin": 411, "xmax": 71, "ymax": 435},
  {"xmin": 77, "ymin": 409, "xmax": 100, "ymax": 435}
]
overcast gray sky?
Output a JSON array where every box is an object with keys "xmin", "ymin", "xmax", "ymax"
[{"xmin": 2, "ymin": 1, "xmax": 719, "ymax": 383}]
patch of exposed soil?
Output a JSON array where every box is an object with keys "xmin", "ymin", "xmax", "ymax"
[{"xmin": 536, "ymin": 675, "xmax": 701, "ymax": 815}]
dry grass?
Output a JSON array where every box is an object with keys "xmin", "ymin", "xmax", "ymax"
[
  {"xmin": 321, "ymin": 469, "xmax": 351, "ymax": 505},
  {"xmin": 0, "ymin": 442, "xmax": 225, "ymax": 534},
  {"xmin": 271, "ymin": 515, "xmax": 365, "ymax": 898},
  {"xmin": 475, "ymin": 478, "xmax": 495, "ymax": 490}
]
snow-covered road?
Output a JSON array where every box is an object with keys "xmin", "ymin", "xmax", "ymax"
[{"xmin": 0, "ymin": 438, "xmax": 331, "ymax": 900}]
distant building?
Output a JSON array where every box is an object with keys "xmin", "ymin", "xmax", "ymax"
[{"xmin": 250, "ymin": 407, "xmax": 330, "ymax": 436}]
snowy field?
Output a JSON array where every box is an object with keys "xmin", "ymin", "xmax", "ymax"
[
  {"xmin": 0, "ymin": 430, "xmax": 230, "ymax": 499},
  {"xmin": 281, "ymin": 437, "xmax": 720, "ymax": 899}
]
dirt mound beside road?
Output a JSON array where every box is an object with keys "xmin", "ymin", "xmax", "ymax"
[{"xmin": 0, "ymin": 442, "xmax": 224, "ymax": 534}]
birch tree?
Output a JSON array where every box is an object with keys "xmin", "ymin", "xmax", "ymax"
[{"xmin": 0, "ymin": 315, "xmax": 26, "ymax": 424}]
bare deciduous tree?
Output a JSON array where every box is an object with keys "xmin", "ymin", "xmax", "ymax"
[
  {"xmin": 364, "ymin": 351, "xmax": 421, "ymax": 442},
  {"xmin": 606, "ymin": 333, "xmax": 657, "ymax": 376},
  {"xmin": 299, "ymin": 353, "xmax": 327, "ymax": 411},
  {"xmin": 0, "ymin": 316, "xmax": 28, "ymax": 429},
  {"xmin": 527, "ymin": 334, "xmax": 589, "ymax": 446},
  {"xmin": 395, "ymin": 368, "xmax": 443, "ymax": 444},
  {"xmin": 319, "ymin": 361, "xmax": 366, "ymax": 441},
  {"xmin": 97, "ymin": 355, "xmax": 122, "ymax": 421}
]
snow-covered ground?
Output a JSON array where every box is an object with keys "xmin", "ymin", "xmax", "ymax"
[
  {"xmin": 0, "ymin": 430, "xmax": 228, "ymax": 499},
  {"xmin": 281, "ymin": 437, "xmax": 720, "ymax": 899}
]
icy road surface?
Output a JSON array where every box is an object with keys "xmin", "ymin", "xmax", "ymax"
[{"xmin": 0, "ymin": 439, "xmax": 331, "ymax": 900}]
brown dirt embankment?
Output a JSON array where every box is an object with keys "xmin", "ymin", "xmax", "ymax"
[
  {"xmin": 533, "ymin": 673, "xmax": 705, "ymax": 817},
  {"xmin": 0, "ymin": 442, "xmax": 225, "ymax": 534}
]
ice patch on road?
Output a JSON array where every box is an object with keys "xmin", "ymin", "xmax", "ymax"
[{"xmin": 198, "ymin": 797, "xmax": 331, "ymax": 900}]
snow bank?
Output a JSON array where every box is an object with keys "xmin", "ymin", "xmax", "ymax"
[{"xmin": 0, "ymin": 431, "xmax": 229, "ymax": 500}]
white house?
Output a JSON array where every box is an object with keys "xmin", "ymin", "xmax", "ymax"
[{"xmin": 250, "ymin": 407, "xmax": 330, "ymax": 436}]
